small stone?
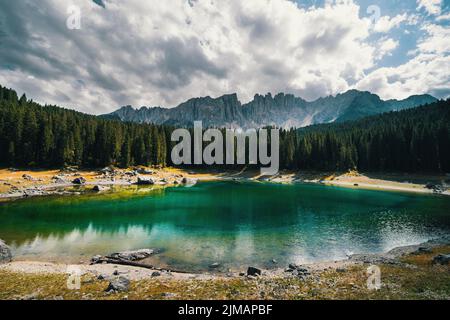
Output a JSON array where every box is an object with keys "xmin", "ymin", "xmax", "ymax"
[
  {"xmin": 151, "ymin": 271, "xmax": 161, "ymax": 277},
  {"xmin": 90, "ymin": 255, "xmax": 102, "ymax": 264},
  {"xmin": 105, "ymin": 276, "xmax": 130, "ymax": 293},
  {"xmin": 289, "ymin": 263, "xmax": 300, "ymax": 270},
  {"xmin": 136, "ymin": 168, "xmax": 154, "ymax": 175},
  {"xmin": 100, "ymin": 167, "xmax": 115, "ymax": 175},
  {"xmin": 21, "ymin": 292, "xmax": 40, "ymax": 300},
  {"xmin": 113, "ymin": 270, "xmax": 120, "ymax": 276}
]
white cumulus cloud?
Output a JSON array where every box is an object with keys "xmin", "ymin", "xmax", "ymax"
[
  {"xmin": 417, "ymin": 0, "xmax": 442, "ymax": 16},
  {"xmin": 0, "ymin": 0, "xmax": 448, "ymax": 114}
]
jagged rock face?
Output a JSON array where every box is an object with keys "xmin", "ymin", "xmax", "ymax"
[{"xmin": 106, "ymin": 90, "xmax": 437, "ymax": 129}]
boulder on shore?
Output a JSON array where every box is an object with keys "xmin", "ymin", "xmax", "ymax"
[
  {"xmin": 92, "ymin": 185, "xmax": 108, "ymax": 192},
  {"xmin": 136, "ymin": 168, "xmax": 154, "ymax": 175},
  {"xmin": 22, "ymin": 174, "xmax": 34, "ymax": 181},
  {"xmin": 433, "ymin": 254, "xmax": 450, "ymax": 265},
  {"xmin": 136, "ymin": 177, "xmax": 155, "ymax": 185},
  {"xmin": 105, "ymin": 276, "xmax": 130, "ymax": 293},
  {"xmin": 100, "ymin": 167, "xmax": 115, "ymax": 175},
  {"xmin": 0, "ymin": 239, "xmax": 12, "ymax": 264},
  {"xmin": 52, "ymin": 176, "xmax": 67, "ymax": 184},
  {"xmin": 72, "ymin": 177, "xmax": 87, "ymax": 185},
  {"xmin": 247, "ymin": 266, "xmax": 262, "ymax": 276}
]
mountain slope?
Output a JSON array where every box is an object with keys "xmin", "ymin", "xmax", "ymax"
[{"xmin": 106, "ymin": 90, "xmax": 437, "ymax": 129}]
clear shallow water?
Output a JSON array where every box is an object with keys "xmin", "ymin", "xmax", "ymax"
[{"xmin": 0, "ymin": 181, "xmax": 449, "ymax": 271}]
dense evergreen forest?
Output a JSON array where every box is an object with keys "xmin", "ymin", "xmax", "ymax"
[
  {"xmin": 0, "ymin": 86, "xmax": 171, "ymax": 168},
  {"xmin": 0, "ymin": 85, "xmax": 449, "ymax": 173},
  {"xmin": 282, "ymin": 101, "xmax": 450, "ymax": 173}
]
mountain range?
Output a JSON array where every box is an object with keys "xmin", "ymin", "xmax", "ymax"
[{"xmin": 105, "ymin": 90, "xmax": 437, "ymax": 129}]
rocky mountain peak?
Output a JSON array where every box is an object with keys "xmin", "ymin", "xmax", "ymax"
[{"xmin": 105, "ymin": 91, "xmax": 438, "ymax": 129}]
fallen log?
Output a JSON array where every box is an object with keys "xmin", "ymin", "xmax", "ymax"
[
  {"xmin": 91, "ymin": 257, "xmax": 193, "ymax": 274},
  {"xmin": 92, "ymin": 258, "xmax": 154, "ymax": 269}
]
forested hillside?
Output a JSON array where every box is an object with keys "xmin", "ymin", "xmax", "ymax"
[
  {"xmin": 0, "ymin": 85, "xmax": 449, "ymax": 173},
  {"xmin": 281, "ymin": 100, "xmax": 450, "ymax": 172},
  {"xmin": 0, "ymin": 86, "xmax": 170, "ymax": 168}
]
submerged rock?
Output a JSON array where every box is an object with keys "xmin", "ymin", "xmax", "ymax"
[
  {"xmin": 0, "ymin": 239, "xmax": 12, "ymax": 264},
  {"xmin": 209, "ymin": 263, "xmax": 221, "ymax": 269},
  {"xmin": 105, "ymin": 276, "xmax": 130, "ymax": 293},
  {"xmin": 181, "ymin": 178, "xmax": 198, "ymax": 186}
]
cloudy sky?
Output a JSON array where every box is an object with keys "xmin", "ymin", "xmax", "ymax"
[{"xmin": 0, "ymin": 0, "xmax": 449, "ymax": 114}]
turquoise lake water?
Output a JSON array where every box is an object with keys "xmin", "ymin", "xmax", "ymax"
[{"xmin": 0, "ymin": 181, "xmax": 449, "ymax": 271}]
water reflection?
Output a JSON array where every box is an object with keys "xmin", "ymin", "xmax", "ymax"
[{"xmin": 1, "ymin": 181, "xmax": 449, "ymax": 270}]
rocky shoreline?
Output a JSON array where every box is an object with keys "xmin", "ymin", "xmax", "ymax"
[
  {"xmin": 1, "ymin": 167, "xmax": 449, "ymax": 202},
  {"xmin": 0, "ymin": 237, "xmax": 449, "ymax": 300},
  {"xmin": 1, "ymin": 237, "xmax": 449, "ymax": 280},
  {"xmin": 0, "ymin": 167, "xmax": 200, "ymax": 201}
]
